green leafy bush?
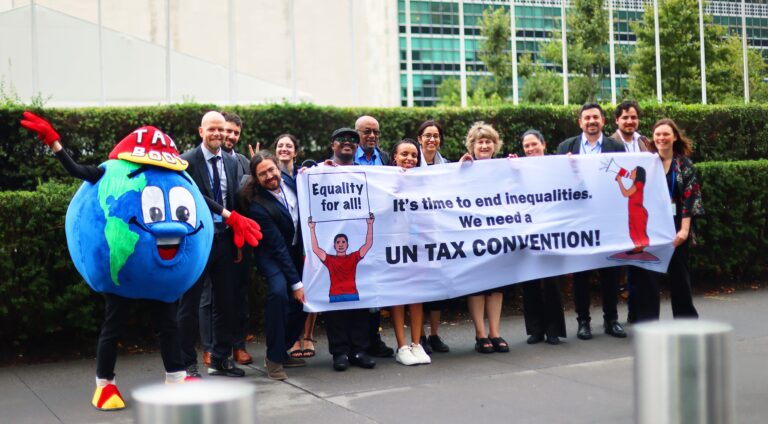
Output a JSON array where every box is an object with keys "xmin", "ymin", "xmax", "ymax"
[
  {"xmin": 3, "ymin": 103, "xmax": 768, "ymax": 190},
  {"xmin": 693, "ymin": 160, "xmax": 768, "ymax": 282}
]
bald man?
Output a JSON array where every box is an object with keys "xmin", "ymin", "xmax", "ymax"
[
  {"xmin": 354, "ymin": 115, "xmax": 390, "ymax": 166},
  {"xmin": 351, "ymin": 116, "xmax": 394, "ymax": 357},
  {"xmin": 177, "ymin": 111, "xmax": 247, "ymax": 378}
]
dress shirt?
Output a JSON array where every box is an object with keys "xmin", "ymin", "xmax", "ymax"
[{"xmin": 580, "ymin": 134, "xmax": 604, "ymax": 155}]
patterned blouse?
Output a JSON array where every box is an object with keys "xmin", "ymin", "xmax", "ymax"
[{"xmin": 671, "ymin": 154, "xmax": 705, "ymax": 218}]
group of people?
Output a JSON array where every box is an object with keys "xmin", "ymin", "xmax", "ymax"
[
  {"xmin": 25, "ymin": 100, "xmax": 704, "ymax": 408},
  {"xmin": 233, "ymin": 100, "xmax": 703, "ymax": 378}
]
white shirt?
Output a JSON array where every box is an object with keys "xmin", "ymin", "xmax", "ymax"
[
  {"xmin": 268, "ymin": 180, "xmax": 303, "ymax": 291},
  {"xmin": 201, "ymin": 146, "xmax": 228, "ymax": 209},
  {"xmin": 620, "ymin": 131, "xmax": 643, "ymax": 153}
]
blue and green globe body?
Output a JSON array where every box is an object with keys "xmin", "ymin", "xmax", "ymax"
[{"xmin": 65, "ymin": 159, "xmax": 213, "ymax": 302}]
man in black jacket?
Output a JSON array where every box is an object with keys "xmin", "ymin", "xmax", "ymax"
[
  {"xmin": 557, "ymin": 103, "xmax": 627, "ymax": 341},
  {"xmin": 241, "ymin": 151, "xmax": 306, "ymax": 380},
  {"xmin": 178, "ymin": 111, "xmax": 249, "ymax": 378}
]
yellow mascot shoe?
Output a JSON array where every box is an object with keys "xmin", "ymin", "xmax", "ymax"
[{"xmin": 92, "ymin": 383, "xmax": 126, "ymax": 411}]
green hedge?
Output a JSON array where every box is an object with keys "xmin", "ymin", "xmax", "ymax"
[
  {"xmin": 3, "ymin": 103, "xmax": 768, "ymax": 190},
  {"xmin": 693, "ymin": 160, "xmax": 768, "ymax": 282},
  {"xmin": 0, "ymin": 160, "xmax": 765, "ymax": 348}
]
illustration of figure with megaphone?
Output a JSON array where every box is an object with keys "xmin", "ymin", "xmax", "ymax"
[{"xmin": 600, "ymin": 157, "xmax": 659, "ymax": 263}]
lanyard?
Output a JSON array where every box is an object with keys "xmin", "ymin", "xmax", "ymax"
[
  {"xmin": 668, "ymin": 166, "xmax": 676, "ymax": 200},
  {"xmin": 279, "ymin": 184, "xmax": 290, "ymax": 211}
]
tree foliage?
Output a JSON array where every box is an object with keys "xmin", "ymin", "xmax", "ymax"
[
  {"xmin": 539, "ymin": 0, "xmax": 613, "ymax": 103},
  {"xmin": 478, "ymin": 7, "xmax": 514, "ymax": 99},
  {"xmin": 629, "ymin": 0, "xmax": 736, "ymax": 103}
]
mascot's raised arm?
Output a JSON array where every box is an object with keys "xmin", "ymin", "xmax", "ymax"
[{"xmin": 20, "ymin": 111, "xmax": 262, "ymax": 411}]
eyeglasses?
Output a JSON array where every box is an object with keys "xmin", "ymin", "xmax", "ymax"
[
  {"xmin": 421, "ymin": 133, "xmax": 440, "ymax": 140},
  {"xmin": 334, "ymin": 136, "xmax": 358, "ymax": 144},
  {"xmin": 358, "ymin": 129, "xmax": 381, "ymax": 136}
]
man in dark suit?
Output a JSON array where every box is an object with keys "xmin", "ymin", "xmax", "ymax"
[
  {"xmin": 199, "ymin": 111, "xmax": 255, "ymax": 367},
  {"xmin": 241, "ymin": 151, "xmax": 306, "ymax": 380},
  {"xmin": 557, "ymin": 103, "xmax": 627, "ymax": 341},
  {"xmin": 178, "ymin": 111, "xmax": 254, "ymax": 378}
]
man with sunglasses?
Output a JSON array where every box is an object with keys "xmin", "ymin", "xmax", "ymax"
[
  {"xmin": 320, "ymin": 128, "xmax": 377, "ymax": 371},
  {"xmin": 354, "ymin": 115, "xmax": 390, "ymax": 166}
]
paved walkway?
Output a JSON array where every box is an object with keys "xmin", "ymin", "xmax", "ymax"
[{"xmin": 2, "ymin": 288, "xmax": 767, "ymax": 423}]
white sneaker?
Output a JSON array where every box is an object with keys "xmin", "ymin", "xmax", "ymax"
[
  {"xmin": 395, "ymin": 345, "xmax": 419, "ymax": 366},
  {"xmin": 410, "ymin": 343, "xmax": 432, "ymax": 364}
]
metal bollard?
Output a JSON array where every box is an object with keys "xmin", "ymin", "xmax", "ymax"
[
  {"xmin": 634, "ymin": 319, "xmax": 734, "ymax": 424},
  {"xmin": 133, "ymin": 380, "xmax": 256, "ymax": 424}
]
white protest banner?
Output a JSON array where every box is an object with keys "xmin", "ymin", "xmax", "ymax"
[{"xmin": 297, "ymin": 153, "xmax": 676, "ymax": 312}]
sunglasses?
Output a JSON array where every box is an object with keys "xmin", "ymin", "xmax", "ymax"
[
  {"xmin": 334, "ymin": 136, "xmax": 358, "ymax": 144},
  {"xmin": 358, "ymin": 129, "xmax": 381, "ymax": 136}
]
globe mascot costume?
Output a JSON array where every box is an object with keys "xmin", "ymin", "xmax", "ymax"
[{"xmin": 21, "ymin": 111, "xmax": 262, "ymax": 411}]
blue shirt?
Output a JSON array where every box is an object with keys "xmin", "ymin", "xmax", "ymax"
[
  {"xmin": 580, "ymin": 134, "xmax": 604, "ymax": 155},
  {"xmin": 354, "ymin": 146, "xmax": 384, "ymax": 166}
]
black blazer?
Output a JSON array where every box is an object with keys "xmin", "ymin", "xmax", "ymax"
[
  {"xmin": 556, "ymin": 134, "xmax": 625, "ymax": 155},
  {"xmin": 244, "ymin": 178, "xmax": 303, "ymax": 285},
  {"xmin": 182, "ymin": 145, "xmax": 243, "ymax": 212}
]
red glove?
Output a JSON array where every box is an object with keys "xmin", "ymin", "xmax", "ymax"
[
  {"xmin": 20, "ymin": 111, "xmax": 60, "ymax": 147},
  {"xmin": 226, "ymin": 211, "xmax": 263, "ymax": 248}
]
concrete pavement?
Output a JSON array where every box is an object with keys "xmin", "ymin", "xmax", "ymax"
[{"xmin": 2, "ymin": 288, "xmax": 767, "ymax": 423}]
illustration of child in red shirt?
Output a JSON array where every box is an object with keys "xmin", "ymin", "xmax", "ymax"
[{"xmin": 309, "ymin": 213, "xmax": 374, "ymax": 303}]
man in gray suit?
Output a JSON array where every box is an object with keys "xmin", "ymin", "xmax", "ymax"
[
  {"xmin": 612, "ymin": 101, "xmax": 654, "ymax": 324},
  {"xmin": 612, "ymin": 100, "xmax": 649, "ymax": 153},
  {"xmin": 557, "ymin": 103, "xmax": 627, "ymax": 341}
]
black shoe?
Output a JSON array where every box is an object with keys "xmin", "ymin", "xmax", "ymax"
[
  {"xmin": 332, "ymin": 354, "xmax": 349, "ymax": 372},
  {"xmin": 208, "ymin": 357, "xmax": 245, "ymax": 377},
  {"xmin": 604, "ymin": 320, "xmax": 627, "ymax": 338},
  {"xmin": 419, "ymin": 335, "xmax": 433, "ymax": 355},
  {"xmin": 366, "ymin": 339, "xmax": 394, "ymax": 358},
  {"xmin": 546, "ymin": 335, "xmax": 561, "ymax": 345},
  {"xmin": 577, "ymin": 320, "xmax": 593, "ymax": 340},
  {"xmin": 527, "ymin": 334, "xmax": 544, "ymax": 345},
  {"xmin": 349, "ymin": 352, "xmax": 376, "ymax": 369},
  {"xmin": 186, "ymin": 364, "xmax": 202, "ymax": 379},
  {"xmin": 427, "ymin": 335, "xmax": 450, "ymax": 353}
]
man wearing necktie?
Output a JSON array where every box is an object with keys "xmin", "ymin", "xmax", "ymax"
[{"xmin": 177, "ymin": 111, "xmax": 248, "ymax": 378}]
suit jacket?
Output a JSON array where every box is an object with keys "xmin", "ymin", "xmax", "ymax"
[
  {"xmin": 234, "ymin": 152, "xmax": 250, "ymax": 175},
  {"xmin": 245, "ymin": 178, "xmax": 303, "ymax": 286},
  {"xmin": 611, "ymin": 130, "xmax": 649, "ymax": 152},
  {"xmin": 556, "ymin": 134, "xmax": 626, "ymax": 155},
  {"xmin": 181, "ymin": 145, "xmax": 243, "ymax": 213}
]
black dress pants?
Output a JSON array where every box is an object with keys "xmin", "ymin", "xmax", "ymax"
[
  {"xmin": 96, "ymin": 293, "xmax": 183, "ymax": 380},
  {"xmin": 667, "ymin": 240, "xmax": 698, "ymax": 318},
  {"xmin": 178, "ymin": 231, "xmax": 238, "ymax": 365},
  {"xmin": 522, "ymin": 278, "xmax": 566, "ymax": 337},
  {"xmin": 325, "ymin": 308, "xmax": 370, "ymax": 355},
  {"xmin": 629, "ymin": 266, "xmax": 660, "ymax": 322},
  {"xmin": 573, "ymin": 267, "xmax": 619, "ymax": 323}
]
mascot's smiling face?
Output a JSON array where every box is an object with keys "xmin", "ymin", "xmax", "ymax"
[{"xmin": 65, "ymin": 127, "xmax": 213, "ymax": 302}]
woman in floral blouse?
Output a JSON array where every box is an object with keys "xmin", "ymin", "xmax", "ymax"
[{"xmin": 647, "ymin": 118, "xmax": 703, "ymax": 318}]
